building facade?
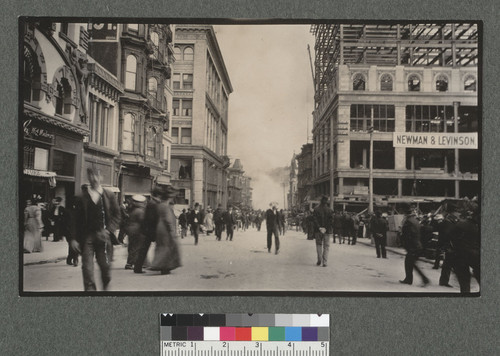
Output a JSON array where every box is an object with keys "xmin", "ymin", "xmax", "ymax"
[
  {"xmin": 88, "ymin": 23, "xmax": 174, "ymax": 199},
  {"xmin": 170, "ymin": 25, "xmax": 233, "ymax": 208},
  {"xmin": 22, "ymin": 21, "xmax": 90, "ymax": 206},
  {"xmin": 288, "ymin": 154, "xmax": 298, "ymax": 210},
  {"xmin": 296, "ymin": 143, "xmax": 313, "ymax": 206},
  {"xmin": 311, "ymin": 24, "xmax": 479, "ymax": 209}
]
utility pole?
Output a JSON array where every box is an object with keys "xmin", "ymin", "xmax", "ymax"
[{"xmin": 368, "ymin": 106, "xmax": 374, "ymax": 214}]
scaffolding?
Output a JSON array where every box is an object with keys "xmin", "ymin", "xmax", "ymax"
[{"xmin": 310, "ymin": 23, "xmax": 479, "ymax": 105}]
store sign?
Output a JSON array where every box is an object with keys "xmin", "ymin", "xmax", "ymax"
[
  {"xmin": 393, "ymin": 132, "xmax": 478, "ymax": 149},
  {"xmin": 23, "ymin": 169, "xmax": 56, "ymax": 177},
  {"xmin": 23, "ymin": 120, "xmax": 54, "ymax": 144}
]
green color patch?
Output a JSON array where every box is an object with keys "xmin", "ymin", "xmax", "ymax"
[{"xmin": 268, "ymin": 327, "xmax": 286, "ymax": 341}]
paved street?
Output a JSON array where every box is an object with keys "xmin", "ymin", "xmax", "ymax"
[{"xmin": 23, "ymin": 228, "xmax": 478, "ymax": 293}]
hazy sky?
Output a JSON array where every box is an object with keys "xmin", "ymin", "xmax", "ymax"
[{"xmin": 213, "ymin": 25, "xmax": 315, "ymax": 209}]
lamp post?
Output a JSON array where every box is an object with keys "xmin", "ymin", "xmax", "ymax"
[{"xmin": 368, "ymin": 105, "xmax": 374, "ymax": 214}]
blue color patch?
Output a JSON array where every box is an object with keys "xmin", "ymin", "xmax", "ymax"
[{"xmin": 285, "ymin": 327, "xmax": 302, "ymax": 341}]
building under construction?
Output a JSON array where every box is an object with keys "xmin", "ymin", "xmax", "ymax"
[{"xmin": 310, "ymin": 23, "xmax": 479, "ymax": 211}]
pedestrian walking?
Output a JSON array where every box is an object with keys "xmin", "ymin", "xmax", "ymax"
[
  {"xmin": 305, "ymin": 208, "xmax": 316, "ymax": 240},
  {"xmin": 117, "ymin": 198, "xmax": 130, "ymax": 245},
  {"xmin": 224, "ymin": 205, "xmax": 237, "ymax": 241},
  {"xmin": 49, "ymin": 197, "xmax": 66, "ymax": 242},
  {"xmin": 69, "ymin": 167, "xmax": 121, "ymax": 291},
  {"xmin": 204, "ymin": 208, "xmax": 214, "ymax": 236},
  {"xmin": 313, "ymin": 196, "xmax": 333, "ymax": 267},
  {"xmin": 23, "ymin": 198, "xmax": 44, "ymax": 253},
  {"xmin": 265, "ymin": 203, "xmax": 280, "ymax": 254},
  {"xmin": 213, "ymin": 204, "xmax": 225, "ymax": 241},
  {"xmin": 150, "ymin": 186, "xmax": 182, "ymax": 275},
  {"xmin": 399, "ymin": 203, "xmax": 429, "ymax": 287},
  {"xmin": 371, "ymin": 210, "xmax": 388, "ymax": 258},
  {"xmin": 189, "ymin": 203, "xmax": 203, "ymax": 245},
  {"xmin": 133, "ymin": 187, "xmax": 162, "ymax": 274},
  {"xmin": 124, "ymin": 195, "xmax": 147, "ymax": 270},
  {"xmin": 178, "ymin": 209, "xmax": 188, "ymax": 239},
  {"xmin": 64, "ymin": 196, "xmax": 78, "ymax": 266},
  {"xmin": 436, "ymin": 202, "xmax": 461, "ymax": 288}
]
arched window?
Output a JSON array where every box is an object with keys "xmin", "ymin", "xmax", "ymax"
[
  {"xmin": 353, "ymin": 73, "xmax": 366, "ymax": 91},
  {"xmin": 464, "ymin": 75, "xmax": 477, "ymax": 92},
  {"xmin": 174, "ymin": 46, "xmax": 182, "ymax": 61},
  {"xmin": 122, "ymin": 113, "xmax": 135, "ymax": 151},
  {"xmin": 23, "ymin": 45, "xmax": 42, "ymax": 102},
  {"xmin": 55, "ymin": 78, "xmax": 72, "ymax": 115},
  {"xmin": 408, "ymin": 74, "xmax": 421, "ymax": 91},
  {"xmin": 125, "ymin": 55, "xmax": 137, "ymax": 91},
  {"xmin": 436, "ymin": 74, "xmax": 448, "ymax": 92},
  {"xmin": 148, "ymin": 77, "xmax": 158, "ymax": 95},
  {"xmin": 380, "ymin": 74, "xmax": 393, "ymax": 91},
  {"xmin": 183, "ymin": 47, "xmax": 194, "ymax": 61},
  {"xmin": 150, "ymin": 31, "xmax": 159, "ymax": 47}
]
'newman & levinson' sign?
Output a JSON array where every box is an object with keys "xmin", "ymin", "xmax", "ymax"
[{"xmin": 393, "ymin": 132, "xmax": 478, "ymax": 149}]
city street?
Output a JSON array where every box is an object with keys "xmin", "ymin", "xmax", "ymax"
[{"xmin": 23, "ymin": 228, "xmax": 478, "ymax": 293}]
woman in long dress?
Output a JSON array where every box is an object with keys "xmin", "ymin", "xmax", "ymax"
[
  {"xmin": 23, "ymin": 199, "xmax": 44, "ymax": 253},
  {"xmin": 204, "ymin": 208, "xmax": 214, "ymax": 236},
  {"xmin": 151, "ymin": 186, "xmax": 181, "ymax": 275}
]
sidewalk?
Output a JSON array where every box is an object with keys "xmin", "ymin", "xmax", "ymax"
[
  {"xmin": 356, "ymin": 237, "xmax": 435, "ymax": 264},
  {"xmin": 23, "ymin": 239, "xmax": 69, "ymax": 266}
]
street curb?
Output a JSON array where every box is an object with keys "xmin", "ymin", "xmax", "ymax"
[
  {"xmin": 24, "ymin": 256, "xmax": 67, "ymax": 266},
  {"xmin": 356, "ymin": 239, "xmax": 435, "ymax": 264}
]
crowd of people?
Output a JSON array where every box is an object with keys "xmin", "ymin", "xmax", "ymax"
[{"xmin": 24, "ymin": 169, "xmax": 479, "ymax": 294}]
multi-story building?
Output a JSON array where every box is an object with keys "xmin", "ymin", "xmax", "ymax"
[
  {"xmin": 310, "ymin": 24, "xmax": 479, "ymax": 210},
  {"xmin": 22, "ymin": 21, "xmax": 90, "ymax": 205},
  {"xmin": 227, "ymin": 159, "xmax": 244, "ymax": 208},
  {"xmin": 288, "ymin": 154, "xmax": 298, "ymax": 210},
  {"xmin": 241, "ymin": 175, "xmax": 253, "ymax": 210},
  {"xmin": 170, "ymin": 25, "xmax": 233, "ymax": 208},
  {"xmin": 296, "ymin": 143, "xmax": 313, "ymax": 206},
  {"xmin": 88, "ymin": 23, "xmax": 174, "ymax": 199}
]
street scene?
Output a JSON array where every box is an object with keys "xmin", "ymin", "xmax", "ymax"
[{"xmin": 21, "ymin": 21, "xmax": 480, "ymax": 294}]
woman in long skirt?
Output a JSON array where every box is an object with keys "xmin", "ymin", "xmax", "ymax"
[
  {"xmin": 23, "ymin": 199, "xmax": 43, "ymax": 253},
  {"xmin": 150, "ymin": 186, "xmax": 181, "ymax": 275}
]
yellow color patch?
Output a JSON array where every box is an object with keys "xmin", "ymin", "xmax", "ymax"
[{"xmin": 251, "ymin": 327, "xmax": 269, "ymax": 341}]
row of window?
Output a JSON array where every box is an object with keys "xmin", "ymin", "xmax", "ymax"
[
  {"xmin": 122, "ymin": 113, "xmax": 163, "ymax": 159},
  {"xmin": 171, "ymin": 127, "xmax": 192, "ymax": 144},
  {"xmin": 351, "ymin": 72, "xmax": 477, "ymax": 92},
  {"xmin": 172, "ymin": 99, "xmax": 192, "ymax": 117},
  {"xmin": 23, "ymin": 145, "xmax": 76, "ymax": 177},
  {"xmin": 172, "ymin": 73, "xmax": 193, "ymax": 90},
  {"xmin": 174, "ymin": 46, "xmax": 194, "ymax": 61}
]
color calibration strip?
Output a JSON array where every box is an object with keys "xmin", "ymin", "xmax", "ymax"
[{"xmin": 160, "ymin": 314, "xmax": 329, "ymax": 355}]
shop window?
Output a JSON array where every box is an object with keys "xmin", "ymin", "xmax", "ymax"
[
  {"xmin": 436, "ymin": 74, "xmax": 449, "ymax": 92},
  {"xmin": 52, "ymin": 150, "xmax": 75, "ymax": 177},
  {"xmin": 408, "ymin": 74, "xmax": 421, "ymax": 91},
  {"xmin": 172, "ymin": 73, "xmax": 180, "ymax": 89},
  {"xmin": 406, "ymin": 148, "xmax": 454, "ymax": 172},
  {"xmin": 174, "ymin": 188, "xmax": 189, "ymax": 205},
  {"xmin": 464, "ymin": 75, "xmax": 477, "ymax": 92},
  {"xmin": 350, "ymin": 141, "xmax": 370, "ymax": 168},
  {"xmin": 125, "ymin": 55, "xmax": 137, "ymax": 91},
  {"xmin": 380, "ymin": 74, "xmax": 393, "ymax": 91},
  {"xmin": 181, "ymin": 128, "xmax": 192, "ymax": 144},
  {"xmin": 172, "ymin": 99, "xmax": 180, "ymax": 116},
  {"xmin": 183, "ymin": 47, "xmax": 194, "ymax": 61},
  {"xmin": 350, "ymin": 104, "xmax": 395, "ymax": 132},
  {"xmin": 459, "ymin": 149, "xmax": 479, "ymax": 174},
  {"xmin": 182, "ymin": 73, "xmax": 193, "ymax": 89},
  {"xmin": 173, "ymin": 158, "xmax": 192, "ymax": 180},
  {"xmin": 353, "ymin": 73, "xmax": 366, "ymax": 91},
  {"xmin": 171, "ymin": 127, "xmax": 179, "ymax": 144},
  {"xmin": 373, "ymin": 142, "xmax": 394, "ymax": 169},
  {"xmin": 406, "ymin": 105, "xmax": 454, "ymax": 132},
  {"xmin": 458, "ymin": 106, "xmax": 478, "ymax": 132},
  {"xmin": 122, "ymin": 113, "xmax": 135, "ymax": 151}
]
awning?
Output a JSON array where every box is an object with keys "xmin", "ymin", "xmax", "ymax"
[{"xmin": 23, "ymin": 169, "xmax": 57, "ymax": 177}]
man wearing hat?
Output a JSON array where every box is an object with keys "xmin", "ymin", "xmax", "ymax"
[
  {"xmin": 70, "ymin": 167, "xmax": 120, "ymax": 291},
  {"xmin": 313, "ymin": 195, "xmax": 334, "ymax": 266},
  {"xmin": 399, "ymin": 203, "xmax": 429, "ymax": 286},
  {"xmin": 370, "ymin": 210, "xmax": 388, "ymax": 259},
  {"xmin": 189, "ymin": 202, "xmax": 203, "ymax": 245},
  {"xmin": 224, "ymin": 205, "xmax": 237, "ymax": 241},
  {"xmin": 124, "ymin": 195, "xmax": 147, "ymax": 270},
  {"xmin": 265, "ymin": 202, "xmax": 280, "ymax": 254},
  {"xmin": 213, "ymin": 204, "xmax": 225, "ymax": 241}
]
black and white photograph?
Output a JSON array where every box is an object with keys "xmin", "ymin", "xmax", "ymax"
[{"xmin": 20, "ymin": 19, "xmax": 480, "ymax": 294}]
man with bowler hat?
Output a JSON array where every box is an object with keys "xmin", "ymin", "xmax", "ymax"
[{"xmin": 313, "ymin": 195, "xmax": 334, "ymax": 267}]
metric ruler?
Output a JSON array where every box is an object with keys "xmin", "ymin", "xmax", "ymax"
[{"xmin": 160, "ymin": 314, "xmax": 330, "ymax": 356}]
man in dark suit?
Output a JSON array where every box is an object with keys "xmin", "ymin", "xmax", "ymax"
[
  {"xmin": 399, "ymin": 203, "xmax": 429, "ymax": 286},
  {"xmin": 213, "ymin": 204, "xmax": 225, "ymax": 241},
  {"xmin": 313, "ymin": 196, "xmax": 333, "ymax": 266},
  {"xmin": 224, "ymin": 205, "xmax": 236, "ymax": 241},
  {"xmin": 50, "ymin": 197, "xmax": 66, "ymax": 242},
  {"xmin": 265, "ymin": 203, "xmax": 280, "ymax": 254},
  {"xmin": 70, "ymin": 167, "xmax": 120, "ymax": 291},
  {"xmin": 189, "ymin": 202, "xmax": 203, "ymax": 245}
]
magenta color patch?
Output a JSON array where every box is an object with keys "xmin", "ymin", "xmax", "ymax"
[{"xmin": 220, "ymin": 327, "xmax": 236, "ymax": 341}]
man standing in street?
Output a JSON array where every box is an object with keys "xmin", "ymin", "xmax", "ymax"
[
  {"xmin": 213, "ymin": 204, "xmax": 225, "ymax": 241},
  {"xmin": 265, "ymin": 202, "xmax": 280, "ymax": 254},
  {"xmin": 189, "ymin": 203, "xmax": 203, "ymax": 245},
  {"xmin": 50, "ymin": 197, "xmax": 66, "ymax": 242},
  {"xmin": 70, "ymin": 167, "xmax": 120, "ymax": 291},
  {"xmin": 224, "ymin": 205, "xmax": 236, "ymax": 241},
  {"xmin": 370, "ymin": 210, "xmax": 388, "ymax": 258},
  {"xmin": 178, "ymin": 209, "xmax": 188, "ymax": 239},
  {"xmin": 399, "ymin": 203, "xmax": 429, "ymax": 287},
  {"xmin": 313, "ymin": 195, "xmax": 333, "ymax": 267}
]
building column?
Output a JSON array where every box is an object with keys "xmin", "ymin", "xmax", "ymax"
[
  {"xmin": 398, "ymin": 179, "xmax": 403, "ymax": 197},
  {"xmin": 192, "ymin": 157, "xmax": 204, "ymax": 206},
  {"xmin": 454, "ymin": 101, "xmax": 460, "ymax": 198},
  {"xmin": 394, "ymin": 104, "xmax": 406, "ymax": 170}
]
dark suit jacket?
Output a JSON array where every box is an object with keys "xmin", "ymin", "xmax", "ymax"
[
  {"xmin": 265, "ymin": 209, "xmax": 279, "ymax": 231},
  {"xmin": 189, "ymin": 210, "xmax": 203, "ymax": 227},
  {"xmin": 71, "ymin": 188, "xmax": 121, "ymax": 245},
  {"xmin": 223, "ymin": 211, "xmax": 236, "ymax": 226},
  {"xmin": 401, "ymin": 214, "xmax": 423, "ymax": 253}
]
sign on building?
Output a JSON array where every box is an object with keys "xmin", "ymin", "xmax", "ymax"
[{"xmin": 393, "ymin": 132, "xmax": 478, "ymax": 149}]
